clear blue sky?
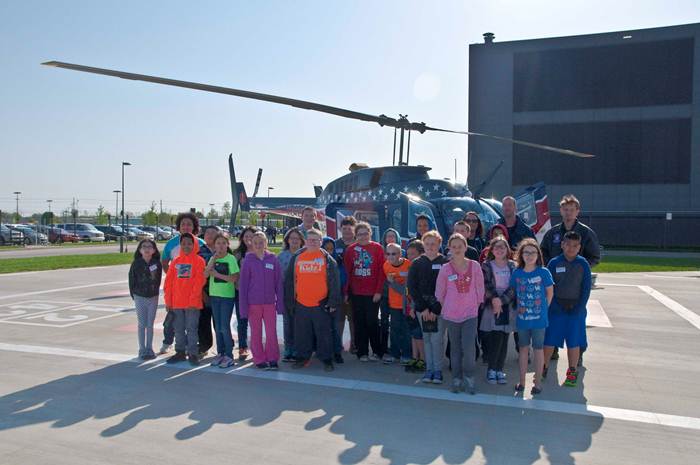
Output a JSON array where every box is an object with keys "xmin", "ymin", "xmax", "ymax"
[{"xmin": 2, "ymin": 0, "xmax": 699, "ymax": 217}]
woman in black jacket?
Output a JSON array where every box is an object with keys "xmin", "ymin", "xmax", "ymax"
[{"xmin": 129, "ymin": 239, "xmax": 163, "ymax": 360}]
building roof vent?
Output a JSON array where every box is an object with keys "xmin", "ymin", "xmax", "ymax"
[{"xmin": 483, "ymin": 32, "xmax": 495, "ymax": 44}]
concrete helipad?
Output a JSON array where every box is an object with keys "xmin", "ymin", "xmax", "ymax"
[{"xmin": 1, "ymin": 266, "xmax": 699, "ymax": 465}]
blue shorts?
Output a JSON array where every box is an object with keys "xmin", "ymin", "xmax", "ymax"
[
  {"xmin": 517, "ymin": 328, "xmax": 546, "ymax": 350},
  {"xmin": 410, "ymin": 320, "xmax": 423, "ymax": 340},
  {"xmin": 544, "ymin": 309, "xmax": 587, "ymax": 349}
]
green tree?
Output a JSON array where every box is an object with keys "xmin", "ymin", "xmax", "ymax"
[
  {"xmin": 221, "ymin": 201, "xmax": 231, "ymax": 222},
  {"xmin": 141, "ymin": 202, "xmax": 158, "ymax": 226},
  {"xmin": 95, "ymin": 205, "xmax": 109, "ymax": 225},
  {"xmin": 158, "ymin": 211, "xmax": 172, "ymax": 226},
  {"xmin": 248, "ymin": 211, "xmax": 259, "ymax": 226}
]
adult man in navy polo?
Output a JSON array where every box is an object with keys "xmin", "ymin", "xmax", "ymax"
[{"xmin": 498, "ymin": 196, "xmax": 535, "ymax": 250}]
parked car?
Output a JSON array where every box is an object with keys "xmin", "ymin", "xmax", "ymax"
[
  {"xmin": 128, "ymin": 227, "xmax": 154, "ymax": 241},
  {"xmin": 55, "ymin": 223, "xmax": 106, "ymax": 242},
  {"xmin": 12, "ymin": 225, "xmax": 49, "ymax": 245},
  {"xmin": 139, "ymin": 226, "xmax": 172, "ymax": 241},
  {"xmin": 0, "ymin": 224, "xmax": 24, "ymax": 245},
  {"xmin": 94, "ymin": 225, "xmax": 136, "ymax": 242},
  {"xmin": 48, "ymin": 227, "xmax": 80, "ymax": 243}
]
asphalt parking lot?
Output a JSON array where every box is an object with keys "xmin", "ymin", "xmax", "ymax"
[{"xmin": 1, "ymin": 266, "xmax": 699, "ymax": 465}]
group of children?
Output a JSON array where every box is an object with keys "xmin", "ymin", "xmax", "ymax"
[{"xmin": 128, "ymin": 208, "xmax": 591, "ymax": 395}]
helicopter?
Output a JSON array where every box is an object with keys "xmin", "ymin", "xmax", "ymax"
[{"xmin": 41, "ymin": 61, "xmax": 592, "ymax": 243}]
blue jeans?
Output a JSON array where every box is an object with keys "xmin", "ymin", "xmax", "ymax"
[
  {"xmin": 234, "ymin": 294, "xmax": 248, "ymax": 349},
  {"xmin": 389, "ymin": 308, "xmax": 411, "ymax": 359},
  {"xmin": 211, "ymin": 296, "xmax": 235, "ymax": 358}
]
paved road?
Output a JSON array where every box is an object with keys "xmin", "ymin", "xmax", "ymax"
[
  {"xmin": 0, "ymin": 244, "xmax": 129, "ymax": 258},
  {"xmin": 0, "ymin": 267, "xmax": 699, "ymax": 464}
]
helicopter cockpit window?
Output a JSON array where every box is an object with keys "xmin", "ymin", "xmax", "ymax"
[{"xmin": 390, "ymin": 206, "xmax": 402, "ymax": 232}]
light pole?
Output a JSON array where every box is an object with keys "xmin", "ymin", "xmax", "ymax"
[
  {"xmin": 12, "ymin": 191, "xmax": 21, "ymax": 222},
  {"xmin": 46, "ymin": 200, "xmax": 53, "ymax": 227},
  {"xmin": 113, "ymin": 190, "xmax": 121, "ymax": 228},
  {"xmin": 267, "ymin": 186, "xmax": 274, "ymax": 198},
  {"xmin": 120, "ymin": 162, "xmax": 131, "ymax": 253},
  {"xmin": 209, "ymin": 203, "xmax": 215, "ymax": 226}
]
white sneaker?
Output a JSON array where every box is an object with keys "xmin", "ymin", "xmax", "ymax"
[
  {"xmin": 359, "ymin": 355, "xmax": 370, "ymax": 362},
  {"xmin": 382, "ymin": 354, "xmax": 395, "ymax": 364},
  {"xmin": 368, "ymin": 354, "xmax": 380, "ymax": 362},
  {"xmin": 158, "ymin": 343, "xmax": 171, "ymax": 355},
  {"xmin": 464, "ymin": 376, "xmax": 476, "ymax": 395}
]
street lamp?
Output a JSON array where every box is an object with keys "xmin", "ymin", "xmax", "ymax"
[
  {"xmin": 113, "ymin": 190, "xmax": 121, "ymax": 227},
  {"xmin": 120, "ymin": 162, "xmax": 131, "ymax": 253},
  {"xmin": 12, "ymin": 191, "xmax": 21, "ymax": 222},
  {"xmin": 46, "ymin": 200, "xmax": 53, "ymax": 227},
  {"xmin": 267, "ymin": 186, "xmax": 274, "ymax": 198},
  {"xmin": 209, "ymin": 203, "xmax": 215, "ymax": 226}
]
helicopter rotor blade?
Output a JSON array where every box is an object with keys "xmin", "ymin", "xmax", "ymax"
[
  {"xmin": 42, "ymin": 61, "xmax": 594, "ymax": 158},
  {"xmin": 41, "ymin": 61, "xmax": 399, "ymax": 127},
  {"xmin": 424, "ymin": 126, "xmax": 594, "ymax": 159}
]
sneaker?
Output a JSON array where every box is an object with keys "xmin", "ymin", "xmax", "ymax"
[
  {"xmin": 210, "ymin": 355, "xmax": 224, "ymax": 367},
  {"xmin": 368, "ymin": 354, "xmax": 380, "ymax": 362},
  {"xmin": 542, "ymin": 365, "xmax": 549, "ymax": 379},
  {"xmin": 382, "ymin": 354, "xmax": 395, "ymax": 364},
  {"xmin": 496, "ymin": 371, "xmax": 507, "ymax": 385},
  {"xmin": 450, "ymin": 379, "xmax": 462, "ymax": 393},
  {"xmin": 267, "ymin": 361, "xmax": 279, "ymax": 371},
  {"xmin": 141, "ymin": 353, "xmax": 157, "ymax": 361},
  {"xmin": 421, "ymin": 371, "xmax": 434, "ymax": 383},
  {"xmin": 292, "ymin": 359, "xmax": 311, "ymax": 369},
  {"xmin": 334, "ymin": 353, "xmax": 344, "ymax": 364},
  {"xmin": 166, "ymin": 351, "xmax": 186, "ymax": 364},
  {"xmin": 198, "ymin": 350, "xmax": 209, "ymax": 359},
  {"xmin": 255, "ymin": 362, "xmax": 269, "ymax": 369},
  {"xmin": 238, "ymin": 348, "xmax": 250, "ymax": 361},
  {"xmin": 400, "ymin": 357, "xmax": 412, "ymax": 366},
  {"xmin": 158, "ymin": 343, "xmax": 172, "ymax": 355},
  {"xmin": 486, "ymin": 369, "xmax": 497, "ymax": 385},
  {"xmin": 323, "ymin": 360, "xmax": 334, "ymax": 372},
  {"xmin": 281, "ymin": 353, "xmax": 295, "ymax": 363},
  {"xmin": 531, "ymin": 385, "xmax": 542, "ymax": 395},
  {"xmin": 219, "ymin": 356, "xmax": 235, "ymax": 368},
  {"xmin": 464, "ymin": 376, "xmax": 476, "ymax": 395},
  {"xmin": 564, "ymin": 368, "xmax": 578, "ymax": 387},
  {"xmin": 359, "ymin": 355, "xmax": 369, "ymax": 362},
  {"xmin": 514, "ymin": 383, "xmax": 525, "ymax": 392},
  {"xmin": 188, "ymin": 354, "xmax": 200, "ymax": 366},
  {"xmin": 432, "ymin": 371, "xmax": 443, "ymax": 384},
  {"xmin": 414, "ymin": 360, "xmax": 426, "ymax": 372},
  {"xmin": 350, "ymin": 345, "xmax": 358, "ymax": 355}
]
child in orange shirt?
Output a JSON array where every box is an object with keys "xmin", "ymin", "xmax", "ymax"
[
  {"xmin": 382, "ymin": 242, "xmax": 412, "ymax": 364},
  {"xmin": 164, "ymin": 233, "xmax": 206, "ymax": 366}
]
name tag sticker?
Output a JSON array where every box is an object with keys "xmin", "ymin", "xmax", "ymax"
[
  {"xmin": 336, "ymin": 247, "xmax": 343, "ymax": 254},
  {"xmin": 265, "ymin": 263, "xmax": 274, "ymax": 270},
  {"xmin": 448, "ymin": 274, "xmax": 458, "ymax": 282},
  {"xmin": 556, "ymin": 267, "xmax": 566, "ymax": 273},
  {"xmin": 149, "ymin": 264, "xmax": 158, "ymax": 272},
  {"xmin": 432, "ymin": 264, "xmax": 442, "ymax": 270},
  {"xmin": 399, "ymin": 271, "xmax": 408, "ymax": 277}
]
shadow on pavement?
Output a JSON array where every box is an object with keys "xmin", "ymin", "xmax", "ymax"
[{"xmin": 0, "ymin": 359, "xmax": 603, "ymax": 465}]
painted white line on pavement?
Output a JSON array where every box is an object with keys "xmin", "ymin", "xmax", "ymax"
[
  {"xmin": 643, "ymin": 275, "xmax": 700, "ymax": 280},
  {"xmin": 586, "ymin": 300, "xmax": 612, "ymax": 328},
  {"xmin": 1, "ymin": 342, "xmax": 699, "ymax": 432},
  {"xmin": 638, "ymin": 285, "xmax": 700, "ymax": 331},
  {"xmin": 0, "ymin": 280, "xmax": 126, "ymax": 300}
]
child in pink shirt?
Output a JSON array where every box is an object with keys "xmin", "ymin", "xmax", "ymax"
[{"xmin": 435, "ymin": 234, "xmax": 485, "ymax": 394}]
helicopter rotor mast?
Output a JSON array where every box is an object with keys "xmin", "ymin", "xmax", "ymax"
[{"xmin": 41, "ymin": 61, "xmax": 595, "ymax": 160}]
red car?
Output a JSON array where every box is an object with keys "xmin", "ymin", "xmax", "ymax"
[{"xmin": 47, "ymin": 227, "xmax": 80, "ymax": 243}]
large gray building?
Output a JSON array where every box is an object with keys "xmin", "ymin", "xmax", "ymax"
[{"xmin": 468, "ymin": 23, "xmax": 700, "ymax": 247}]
